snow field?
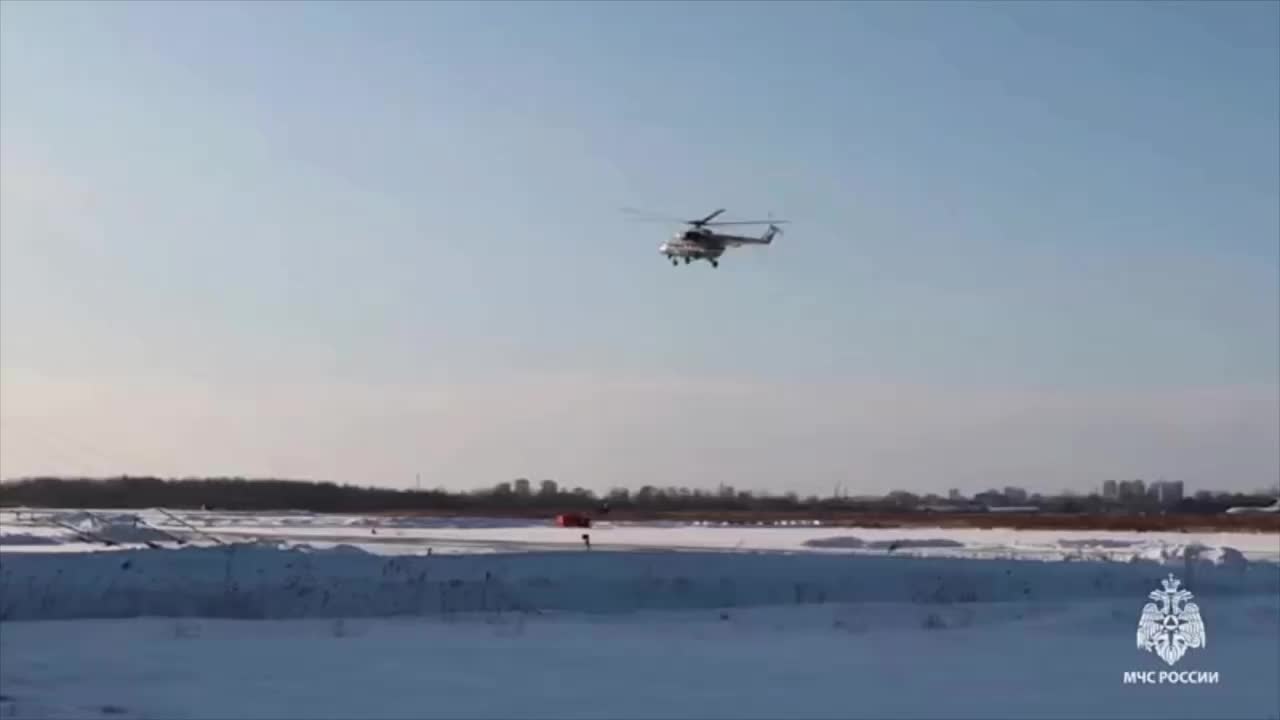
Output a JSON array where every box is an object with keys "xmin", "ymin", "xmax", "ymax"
[
  {"xmin": 3, "ymin": 508, "xmax": 1278, "ymax": 563},
  {"xmin": 2, "ymin": 598, "xmax": 1278, "ymax": 720},
  {"xmin": 1, "ymin": 509, "xmax": 1277, "ymax": 719}
]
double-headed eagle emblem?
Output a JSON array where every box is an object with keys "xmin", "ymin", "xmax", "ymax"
[{"xmin": 1136, "ymin": 574, "xmax": 1207, "ymax": 666}]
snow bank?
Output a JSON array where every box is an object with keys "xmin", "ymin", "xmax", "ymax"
[
  {"xmin": 0, "ymin": 534, "xmax": 62, "ymax": 547},
  {"xmin": 803, "ymin": 536, "xmax": 966, "ymax": 550},
  {"xmin": 59, "ymin": 512, "xmax": 176, "ymax": 546},
  {"xmin": 343, "ymin": 515, "xmax": 549, "ymax": 530},
  {"xmin": 1056, "ymin": 538, "xmax": 1141, "ymax": 549},
  {"xmin": 2, "ymin": 543, "xmax": 1276, "ymax": 622},
  {"xmin": 1127, "ymin": 542, "xmax": 1250, "ymax": 570}
]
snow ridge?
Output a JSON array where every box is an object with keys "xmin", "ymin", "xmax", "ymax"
[{"xmin": 2, "ymin": 544, "xmax": 1276, "ymax": 622}]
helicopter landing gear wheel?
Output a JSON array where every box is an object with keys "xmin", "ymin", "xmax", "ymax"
[{"xmin": 710, "ymin": 259, "xmax": 719, "ymax": 268}]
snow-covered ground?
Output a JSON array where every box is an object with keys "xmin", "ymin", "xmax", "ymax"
[
  {"xmin": 4, "ymin": 600, "xmax": 1279, "ymax": 720},
  {"xmin": 3, "ymin": 507, "xmax": 1278, "ymax": 562},
  {"xmin": 1, "ymin": 508, "xmax": 1278, "ymax": 719}
]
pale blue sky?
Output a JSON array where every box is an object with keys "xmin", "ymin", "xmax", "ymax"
[{"xmin": 2, "ymin": 1, "xmax": 1277, "ymax": 494}]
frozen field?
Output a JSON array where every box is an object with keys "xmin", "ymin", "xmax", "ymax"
[
  {"xmin": 1, "ymin": 509, "xmax": 1278, "ymax": 719},
  {"xmin": 4, "ymin": 508, "xmax": 1278, "ymax": 562}
]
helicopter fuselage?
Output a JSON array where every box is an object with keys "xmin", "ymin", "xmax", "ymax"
[
  {"xmin": 660, "ymin": 233, "xmax": 726, "ymax": 261},
  {"xmin": 659, "ymin": 226, "xmax": 778, "ymax": 268}
]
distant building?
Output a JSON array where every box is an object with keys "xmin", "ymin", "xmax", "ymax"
[
  {"xmin": 538, "ymin": 479, "xmax": 558, "ymax": 497},
  {"xmin": 948, "ymin": 488, "xmax": 963, "ymax": 502},
  {"xmin": 1154, "ymin": 480, "xmax": 1183, "ymax": 506},
  {"xmin": 974, "ymin": 490, "xmax": 1005, "ymax": 507},
  {"xmin": 1119, "ymin": 479, "xmax": 1146, "ymax": 501},
  {"xmin": 1004, "ymin": 486, "xmax": 1028, "ymax": 505},
  {"xmin": 1102, "ymin": 480, "xmax": 1119, "ymax": 500},
  {"xmin": 513, "ymin": 478, "xmax": 531, "ymax": 496}
]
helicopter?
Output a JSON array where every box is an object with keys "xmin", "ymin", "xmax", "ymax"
[{"xmin": 625, "ymin": 208, "xmax": 788, "ymax": 268}]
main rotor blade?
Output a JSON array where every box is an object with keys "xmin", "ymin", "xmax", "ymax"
[
  {"xmin": 694, "ymin": 208, "xmax": 726, "ymax": 225},
  {"xmin": 703, "ymin": 220, "xmax": 790, "ymax": 226}
]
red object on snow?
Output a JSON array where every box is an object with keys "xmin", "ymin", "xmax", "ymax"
[{"xmin": 555, "ymin": 513, "xmax": 592, "ymax": 528}]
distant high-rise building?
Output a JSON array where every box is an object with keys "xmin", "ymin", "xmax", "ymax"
[
  {"xmin": 513, "ymin": 478, "xmax": 532, "ymax": 496},
  {"xmin": 1119, "ymin": 479, "xmax": 1146, "ymax": 501},
  {"xmin": 1155, "ymin": 480, "xmax": 1184, "ymax": 506},
  {"xmin": 538, "ymin": 479, "xmax": 558, "ymax": 497},
  {"xmin": 948, "ymin": 489, "xmax": 963, "ymax": 502},
  {"xmin": 1102, "ymin": 480, "xmax": 1119, "ymax": 500}
]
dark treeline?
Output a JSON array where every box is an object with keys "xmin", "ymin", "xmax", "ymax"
[{"xmin": 0, "ymin": 476, "xmax": 1276, "ymax": 516}]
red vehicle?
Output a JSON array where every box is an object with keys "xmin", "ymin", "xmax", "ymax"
[{"xmin": 555, "ymin": 513, "xmax": 592, "ymax": 528}]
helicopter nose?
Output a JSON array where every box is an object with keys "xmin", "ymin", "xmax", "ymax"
[{"xmin": 659, "ymin": 242, "xmax": 669, "ymax": 253}]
